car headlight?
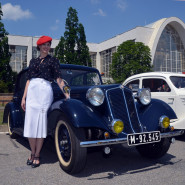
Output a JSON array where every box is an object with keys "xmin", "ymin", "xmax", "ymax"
[
  {"xmin": 86, "ymin": 87, "xmax": 105, "ymax": 106},
  {"xmin": 111, "ymin": 119, "xmax": 124, "ymax": 134},
  {"xmin": 159, "ymin": 115, "xmax": 170, "ymax": 129},
  {"xmin": 136, "ymin": 88, "xmax": 151, "ymax": 105}
]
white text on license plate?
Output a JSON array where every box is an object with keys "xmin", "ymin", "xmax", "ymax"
[{"xmin": 127, "ymin": 131, "xmax": 161, "ymax": 146}]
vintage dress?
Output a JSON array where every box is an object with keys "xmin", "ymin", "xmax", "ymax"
[{"xmin": 23, "ymin": 55, "xmax": 61, "ymax": 138}]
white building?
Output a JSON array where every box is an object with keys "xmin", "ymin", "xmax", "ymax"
[{"xmin": 7, "ymin": 17, "xmax": 185, "ymax": 81}]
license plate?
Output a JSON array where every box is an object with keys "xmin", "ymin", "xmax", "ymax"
[{"xmin": 127, "ymin": 131, "xmax": 161, "ymax": 146}]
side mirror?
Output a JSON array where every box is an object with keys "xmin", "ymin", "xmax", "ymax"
[{"xmin": 100, "ymin": 72, "xmax": 104, "ymax": 76}]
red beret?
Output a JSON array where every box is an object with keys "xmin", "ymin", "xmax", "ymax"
[{"xmin": 37, "ymin": 36, "xmax": 52, "ymax": 45}]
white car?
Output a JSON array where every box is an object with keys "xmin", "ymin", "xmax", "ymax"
[{"xmin": 123, "ymin": 72, "xmax": 185, "ymax": 129}]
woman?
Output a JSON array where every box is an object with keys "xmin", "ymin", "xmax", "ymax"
[{"xmin": 21, "ymin": 35, "xmax": 70, "ymax": 168}]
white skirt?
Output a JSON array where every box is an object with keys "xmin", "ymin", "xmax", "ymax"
[{"xmin": 24, "ymin": 78, "xmax": 53, "ymax": 138}]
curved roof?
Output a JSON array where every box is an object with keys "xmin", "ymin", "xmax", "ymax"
[
  {"xmin": 147, "ymin": 17, "xmax": 185, "ymax": 63},
  {"xmin": 145, "ymin": 18, "xmax": 167, "ymax": 29},
  {"xmin": 60, "ymin": 64, "xmax": 99, "ymax": 72}
]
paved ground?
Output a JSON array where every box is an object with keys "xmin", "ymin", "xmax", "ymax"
[
  {"xmin": 0, "ymin": 124, "xmax": 8, "ymax": 132},
  {"xmin": 0, "ymin": 133, "xmax": 185, "ymax": 185}
]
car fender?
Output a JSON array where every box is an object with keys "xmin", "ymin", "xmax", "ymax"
[
  {"xmin": 3, "ymin": 102, "xmax": 24, "ymax": 129},
  {"xmin": 3, "ymin": 103, "xmax": 10, "ymax": 124},
  {"xmin": 48, "ymin": 99, "xmax": 110, "ymax": 131},
  {"xmin": 136, "ymin": 99, "xmax": 177, "ymax": 131}
]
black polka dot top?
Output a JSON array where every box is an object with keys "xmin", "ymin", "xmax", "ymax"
[{"xmin": 26, "ymin": 55, "xmax": 61, "ymax": 82}]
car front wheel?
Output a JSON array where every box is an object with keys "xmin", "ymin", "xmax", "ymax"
[
  {"xmin": 7, "ymin": 114, "xmax": 18, "ymax": 139},
  {"xmin": 55, "ymin": 117, "xmax": 87, "ymax": 174},
  {"xmin": 136, "ymin": 138, "xmax": 171, "ymax": 159}
]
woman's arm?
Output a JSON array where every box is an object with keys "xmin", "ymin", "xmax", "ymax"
[
  {"xmin": 56, "ymin": 77, "xmax": 70, "ymax": 99},
  {"xmin": 21, "ymin": 80, "xmax": 30, "ymax": 111}
]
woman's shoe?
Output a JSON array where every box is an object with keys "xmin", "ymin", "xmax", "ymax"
[
  {"xmin": 31, "ymin": 157, "xmax": 40, "ymax": 168},
  {"xmin": 27, "ymin": 154, "xmax": 35, "ymax": 165}
]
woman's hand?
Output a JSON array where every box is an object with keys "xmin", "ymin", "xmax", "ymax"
[
  {"xmin": 21, "ymin": 98, "xmax": 26, "ymax": 111},
  {"xmin": 21, "ymin": 80, "xmax": 30, "ymax": 111},
  {"xmin": 64, "ymin": 93, "xmax": 70, "ymax": 100},
  {"xmin": 56, "ymin": 78, "xmax": 70, "ymax": 100}
]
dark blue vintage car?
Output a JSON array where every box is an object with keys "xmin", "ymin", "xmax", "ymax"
[{"xmin": 3, "ymin": 64, "xmax": 183, "ymax": 174}]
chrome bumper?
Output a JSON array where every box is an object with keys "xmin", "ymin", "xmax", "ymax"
[{"xmin": 80, "ymin": 130, "xmax": 184, "ymax": 148}]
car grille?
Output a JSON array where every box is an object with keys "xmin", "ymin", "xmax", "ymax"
[{"xmin": 106, "ymin": 87, "xmax": 141, "ymax": 134}]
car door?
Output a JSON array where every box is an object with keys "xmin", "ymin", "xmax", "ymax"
[
  {"xmin": 141, "ymin": 77, "xmax": 176, "ymax": 112},
  {"xmin": 12, "ymin": 70, "xmax": 28, "ymax": 133}
]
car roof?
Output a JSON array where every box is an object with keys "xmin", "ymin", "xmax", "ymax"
[
  {"xmin": 60, "ymin": 64, "xmax": 99, "ymax": 73},
  {"xmin": 22, "ymin": 63, "xmax": 99, "ymax": 74},
  {"xmin": 124, "ymin": 72, "xmax": 185, "ymax": 83}
]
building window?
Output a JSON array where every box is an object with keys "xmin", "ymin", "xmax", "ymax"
[
  {"xmin": 154, "ymin": 25, "xmax": 185, "ymax": 73},
  {"xmin": 32, "ymin": 47, "xmax": 39, "ymax": 59},
  {"xmin": 100, "ymin": 47, "xmax": 116, "ymax": 78},
  {"xmin": 9, "ymin": 45, "xmax": 27, "ymax": 73},
  {"xmin": 90, "ymin": 53, "xmax": 96, "ymax": 68},
  {"xmin": 32, "ymin": 47, "xmax": 55, "ymax": 58}
]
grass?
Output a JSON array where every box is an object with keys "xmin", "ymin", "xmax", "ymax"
[{"xmin": 0, "ymin": 109, "xmax": 4, "ymax": 125}]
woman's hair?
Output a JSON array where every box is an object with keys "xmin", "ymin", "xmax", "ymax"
[{"xmin": 37, "ymin": 41, "xmax": 52, "ymax": 51}]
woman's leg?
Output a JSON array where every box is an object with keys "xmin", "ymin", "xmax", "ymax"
[
  {"xmin": 28, "ymin": 138, "xmax": 36, "ymax": 160},
  {"xmin": 33, "ymin": 138, "xmax": 44, "ymax": 164}
]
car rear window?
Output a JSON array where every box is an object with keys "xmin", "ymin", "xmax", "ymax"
[{"xmin": 170, "ymin": 76, "xmax": 185, "ymax": 88}]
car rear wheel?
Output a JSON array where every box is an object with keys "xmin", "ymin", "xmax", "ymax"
[
  {"xmin": 55, "ymin": 117, "xmax": 87, "ymax": 174},
  {"xmin": 7, "ymin": 114, "xmax": 18, "ymax": 139},
  {"xmin": 136, "ymin": 138, "xmax": 171, "ymax": 159}
]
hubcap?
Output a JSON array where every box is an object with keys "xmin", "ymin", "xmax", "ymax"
[{"xmin": 58, "ymin": 124, "xmax": 71, "ymax": 162}]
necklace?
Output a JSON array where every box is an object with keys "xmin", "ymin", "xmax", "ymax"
[
  {"xmin": 39, "ymin": 55, "xmax": 48, "ymax": 60},
  {"xmin": 39, "ymin": 56, "xmax": 47, "ymax": 65}
]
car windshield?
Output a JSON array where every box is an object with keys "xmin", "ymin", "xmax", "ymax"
[
  {"xmin": 170, "ymin": 76, "xmax": 185, "ymax": 88},
  {"xmin": 61, "ymin": 69, "xmax": 101, "ymax": 86}
]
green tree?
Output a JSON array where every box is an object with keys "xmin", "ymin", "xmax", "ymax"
[
  {"xmin": 111, "ymin": 40, "xmax": 153, "ymax": 83},
  {"xmin": 54, "ymin": 36, "xmax": 65, "ymax": 63},
  {"xmin": 0, "ymin": 3, "xmax": 17, "ymax": 93},
  {"xmin": 77, "ymin": 23, "xmax": 91, "ymax": 66},
  {"xmin": 55, "ymin": 7, "xmax": 91, "ymax": 66},
  {"xmin": 64, "ymin": 7, "xmax": 78, "ymax": 64}
]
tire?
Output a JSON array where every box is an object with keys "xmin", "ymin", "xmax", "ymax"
[
  {"xmin": 7, "ymin": 114, "xmax": 18, "ymax": 139},
  {"xmin": 136, "ymin": 138, "xmax": 171, "ymax": 159},
  {"xmin": 55, "ymin": 117, "xmax": 87, "ymax": 174}
]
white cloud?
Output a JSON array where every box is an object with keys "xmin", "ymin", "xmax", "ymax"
[
  {"xmin": 2, "ymin": 3, "xmax": 33, "ymax": 21},
  {"xmin": 117, "ymin": 0, "xmax": 127, "ymax": 11},
  {"xmin": 50, "ymin": 25, "xmax": 59, "ymax": 31},
  {"xmin": 50, "ymin": 19, "xmax": 60, "ymax": 31},
  {"xmin": 93, "ymin": 9, "xmax": 106, "ymax": 16},
  {"xmin": 175, "ymin": 0, "xmax": 185, "ymax": 1},
  {"xmin": 55, "ymin": 19, "xmax": 60, "ymax": 24}
]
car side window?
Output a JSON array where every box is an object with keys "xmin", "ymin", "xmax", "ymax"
[
  {"xmin": 71, "ymin": 75, "xmax": 84, "ymax": 86},
  {"xmin": 126, "ymin": 80, "xmax": 139, "ymax": 92},
  {"xmin": 86, "ymin": 73, "xmax": 101, "ymax": 86},
  {"xmin": 70, "ymin": 72, "xmax": 101, "ymax": 86},
  {"xmin": 143, "ymin": 78, "xmax": 171, "ymax": 92}
]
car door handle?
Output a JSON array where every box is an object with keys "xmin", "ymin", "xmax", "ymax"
[{"xmin": 168, "ymin": 98, "xmax": 174, "ymax": 104}]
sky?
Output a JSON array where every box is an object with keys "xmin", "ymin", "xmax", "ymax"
[{"xmin": 1, "ymin": 0, "xmax": 185, "ymax": 43}]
